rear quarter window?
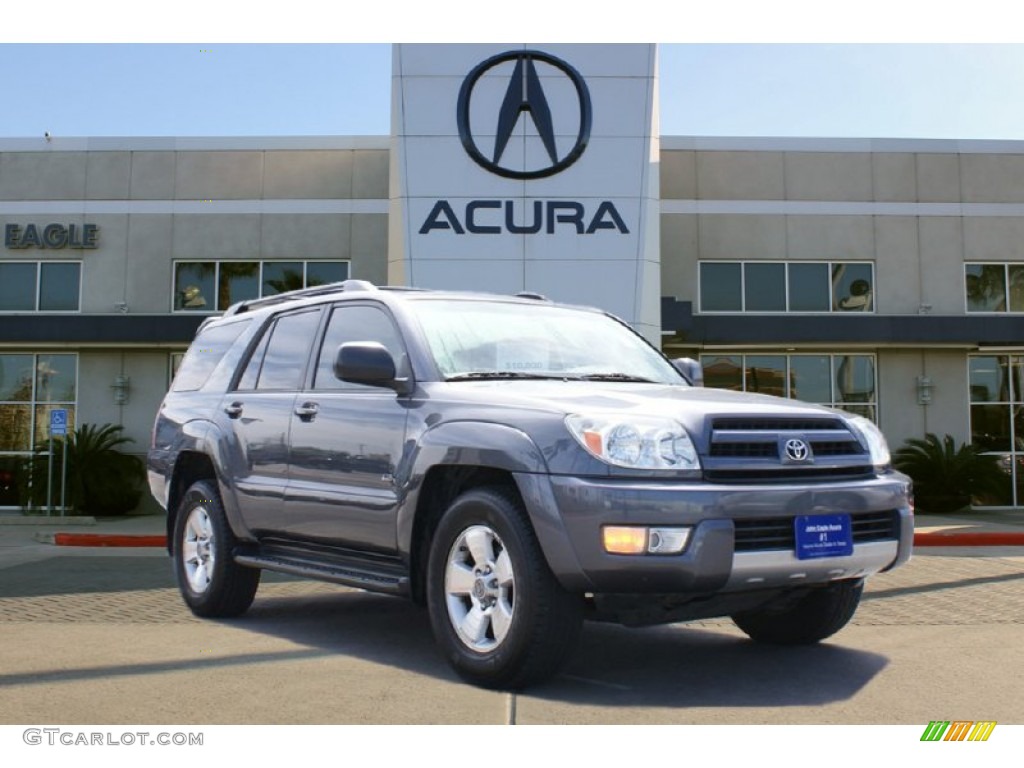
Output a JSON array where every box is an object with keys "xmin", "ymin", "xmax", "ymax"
[{"xmin": 171, "ymin": 320, "xmax": 251, "ymax": 392}]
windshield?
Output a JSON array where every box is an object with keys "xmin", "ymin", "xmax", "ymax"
[{"xmin": 410, "ymin": 299, "xmax": 686, "ymax": 385}]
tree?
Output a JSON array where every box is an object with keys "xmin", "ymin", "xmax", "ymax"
[
  {"xmin": 20, "ymin": 423, "xmax": 145, "ymax": 515},
  {"xmin": 892, "ymin": 433, "xmax": 1009, "ymax": 513}
]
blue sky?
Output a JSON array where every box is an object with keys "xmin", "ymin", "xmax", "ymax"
[{"xmin": 3, "ymin": 1, "xmax": 1024, "ymax": 141}]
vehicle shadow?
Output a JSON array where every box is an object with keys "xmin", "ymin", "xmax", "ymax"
[{"xmin": 236, "ymin": 588, "xmax": 887, "ymax": 709}]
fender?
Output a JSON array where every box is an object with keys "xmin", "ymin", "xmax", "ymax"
[
  {"xmin": 169, "ymin": 419, "xmax": 254, "ymax": 543},
  {"xmin": 395, "ymin": 420, "xmax": 591, "ymax": 591}
]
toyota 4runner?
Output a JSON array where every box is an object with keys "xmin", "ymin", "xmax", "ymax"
[{"xmin": 148, "ymin": 280, "xmax": 913, "ymax": 689}]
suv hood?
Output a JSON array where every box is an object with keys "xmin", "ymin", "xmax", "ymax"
[{"xmin": 432, "ymin": 380, "xmax": 849, "ymax": 427}]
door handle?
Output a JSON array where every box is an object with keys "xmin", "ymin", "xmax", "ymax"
[
  {"xmin": 224, "ymin": 402, "xmax": 243, "ymax": 418},
  {"xmin": 294, "ymin": 402, "xmax": 320, "ymax": 421}
]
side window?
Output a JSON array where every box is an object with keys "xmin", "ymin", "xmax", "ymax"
[
  {"xmin": 235, "ymin": 310, "xmax": 321, "ymax": 392},
  {"xmin": 314, "ymin": 305, "xmax": 406, "ymax": 391},
  {"xmin": 171, "ymin": 320, "xmax": 251, "ymax": 392}
]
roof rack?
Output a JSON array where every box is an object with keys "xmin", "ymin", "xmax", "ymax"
[{"xmin": 221, "ymin": 279, "xmax": 377, "ymax": 317}]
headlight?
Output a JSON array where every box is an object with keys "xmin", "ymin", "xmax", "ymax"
[
  {"xmin": 565, "ymin": 414, "xmax": 700, "ymax": 471},
  {"xmin": 848, "ymin": 415, "xmax": 891, "ymax": 470}
]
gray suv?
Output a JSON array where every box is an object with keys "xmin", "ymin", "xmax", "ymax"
[{"xmin": 148, "ymin": 280, "xmax": 912, "ymax": 689}]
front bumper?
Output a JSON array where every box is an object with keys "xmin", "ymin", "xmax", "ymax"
[{"xmin": 516, "ymin": 472, "xmax": 913, "ymax": 594}]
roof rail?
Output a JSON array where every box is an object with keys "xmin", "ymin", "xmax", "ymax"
[
  {"xmin": 515, "ymin": 291, "xmax": 549, "ymax": 301},
  {"xmin": 221, "ymin": 279, "xmax": 378, "ymax": 317}
]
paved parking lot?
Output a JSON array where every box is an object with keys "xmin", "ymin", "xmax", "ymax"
[{"xmin": 1, "ymin": 541, "xmax": 1021, "ymax": 725}]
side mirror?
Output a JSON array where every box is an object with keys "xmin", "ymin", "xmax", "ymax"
[
  {"xmin": 672, "ymin": 357, "xmax": 704, "ymax": 387},
  {"xmin": 334, "ymin": 342, "xmax": 411, "ymax": 394}
]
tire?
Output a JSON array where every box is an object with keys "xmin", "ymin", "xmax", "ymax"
[
  {"xmin": 426, "ymin": 486, "xmax": 584, "ymax": 689},
  {"xmin": 731, "ymin": 579, "xmax": 863, "ymax": 645},
  {"xmin": 172, "ymin": 479, "xmax": 260, "ymax": 618}
]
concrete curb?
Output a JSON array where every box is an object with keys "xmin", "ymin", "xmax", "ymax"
[
  {"xmin": 0, "ymin": 516, "xmax": 96, "ymax": 526},
  {"xmin": 914, "ymin": 531, "xmax": 1024, "ymax": 547},
  {"xmin": 48, "ymin": 533, "xmax": 167, "ymax": 548}
]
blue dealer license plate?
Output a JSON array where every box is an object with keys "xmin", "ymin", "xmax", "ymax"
[{"xmin": 794, "ymin": 514, "xmax": 853, "ymax": 560}]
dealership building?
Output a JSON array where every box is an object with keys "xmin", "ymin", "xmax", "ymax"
[{"xmin": 3, "ymin": 43, "xmax": 1024, "ymax": 511}]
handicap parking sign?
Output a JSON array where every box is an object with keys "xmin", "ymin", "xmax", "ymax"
[{"xmin": 49, "ymin": 409, "xmax": 68, "ymax": 437}]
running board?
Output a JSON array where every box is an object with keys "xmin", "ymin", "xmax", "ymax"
[{"xmin": 234, "ymin": 553, "xmax": 410, "ymax": 596}]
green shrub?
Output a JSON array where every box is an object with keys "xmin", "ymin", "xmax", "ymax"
[
  {"xmin": 20, "ymin": 423, "xmax": 145, "ymax": 516},
  {"xmin": 892, "ymin": 433, "xmax": 1009, "ymax": 513}
]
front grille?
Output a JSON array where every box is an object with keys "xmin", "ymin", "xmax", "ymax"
[
  {"xmin": 710, "ymin": 442, "xmax": 777, "ymax": 458},
  {"xmin": 711, "ymin": 417, "xmax": 846, "ymax": 432},
  {"xmin": 705, "ymin": 466, "xmax": 874, "ymax": 483},
  {"xmin": 734, "ymin": 510, "xmax": 900, "ymax": 552},
  {"xmin": 709, "ymin": 439, "xmax": 865, "ymax": 460}
]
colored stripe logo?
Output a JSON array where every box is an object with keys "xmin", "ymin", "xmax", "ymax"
[{"xmin": 921, "ymin": 721, "xmax": 997, "ymax": 741}]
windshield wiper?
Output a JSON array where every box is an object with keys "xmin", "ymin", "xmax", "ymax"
[
  {"xmin": 445, "ymin": 371, "xmax": 580, "ymax": 382},
  {"xmin": 577, "ymin": 373, "xmax": 657, "ymax": 383}
]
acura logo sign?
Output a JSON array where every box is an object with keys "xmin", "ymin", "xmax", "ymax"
[{"xmin": 457, "ymin": 50, "xmax": 592, "ymax": 179}]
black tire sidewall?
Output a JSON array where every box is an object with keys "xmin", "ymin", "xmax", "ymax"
[
  {"xmin": 172, "ymin": 480, "xmax": 241, "ymax": 614},
  {"xmin": 426, "ymin": 488, "xmax": 547, "ymax": 684}
]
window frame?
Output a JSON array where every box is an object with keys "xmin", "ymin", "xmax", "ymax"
[
  {"xmin": 171, "ymin": 259, "xmax": 351, "ymax": 313},
  {"xmin": 698, "ymin": 260, "xmax": 876, "ymax": 314},
  {"xmin": 0, "ymin": 260, "xmax": 82, "ymax": 313}
]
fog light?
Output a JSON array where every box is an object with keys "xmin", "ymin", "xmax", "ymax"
[
  {"xmin": 603, "ymin": 526, "xmax": 647, "ymax": 555},
  {"xmin": 648, "ymin": 527, "xmax": 691, "ymax": 554}
]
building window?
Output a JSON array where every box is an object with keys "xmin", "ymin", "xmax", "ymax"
[
  {"xmin": 969, "ymin": 355, "xmax": 1022, "ymax": 505},
  {"xmin": 700, "ymin": 353, "xmax": 877, "ymax": 421},
  {"xmin": 0, "ymin": 353, "xmax": 77, "ymax": 507},
  {"xmin": 0, "ymin": 262, "xmax": 81, "ymax": 312},
  {"xmin": 965, "ymin": 264, "xmax": 1024, "ymax": 312},
  {"xmin": 173, "ymin": 260, "xmax": 350, "ymax": 312},
  {"xmin": 698, "ymin": 261, "xmax": 874, "ymax": 313}
]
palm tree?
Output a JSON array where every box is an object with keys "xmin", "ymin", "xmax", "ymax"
[{"xmin": 892, "ymin": 433, "xmax": 1009, "ymax": 513}]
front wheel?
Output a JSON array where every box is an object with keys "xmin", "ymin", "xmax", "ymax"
[
  {"xmin": 426, "ymin": 487, "xmax": 583, "ymax": 689},
  {"xmin": 173, "ymin": 480, "xmax": 260, "ymax": 618},
  {"xmin": 731, "ymin": 579, "xmax": 863, "ymax": 645}
]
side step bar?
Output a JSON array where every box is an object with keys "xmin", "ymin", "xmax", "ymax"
[{"xmin": 234, "ymin": 552, "xmax": 410, "ymax": 596}]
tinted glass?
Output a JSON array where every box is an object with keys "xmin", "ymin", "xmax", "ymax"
[
  {"xmin": 745, "ymin": 355, "xmax": 786, "ymax": 396},
  {"xmin": 171, "ymin": 320, "xmax": 250, "ymax": 392},
  {"xmin": 832, "ymin": 263, "xmax": 873, "ymax": 312},
  {"xmin": 971, "ymin": 404, "xmax": 1011, "ymax": 451},
  {"xmin": 236, "ymin": 330, "xmax": 269, "ymax": 391},
  {"xmin": 969, "ymin": 356, "xmax": 1010, "ymax": 402},
  {"xmin": 0, "ymin": 405, "xmax": 31, "ymax": 451},
  {"xmin": 39, "ymin": 263, "xmax": 81, "ymax": 311},
  {"xmin": 834, "ymin": 355, "xmax": 875, "ymax": 403},
  {"xmin": 174, "ymin": 262, "xmax": 215, "ymax": 311},
  {"xmin": 262, "ymin": 261, "xmax": 304, "ymax": 296},
  {"xmin": 306, "ymin": 262, "xmax": 349, "ymax": 287},
  {"xmin": 789, "ymin": 355, "xmax": 831, "ymax": 403},
  {"xmin": 1008, "ymin": 265, "xmax": 1024, "ymax": 312},
  {"xmin": 788, "ymin": 263, "xmax": 830, "ymax": 311},
  {"xmin": 965, "ymin": 264, "xmax": 1006, "ymax": 312},
  {"xmin": 744, "ymin": 263, "xmax": 786, "ymax": 311},
  {"xmin": 0, "ymin": 264, "xmax": 37, "ymax": 311},
  {"xmin": 315, "ymin": 305, "xmax": 405, "ymax": 390},
  {"xmin": 218, "ymin": 262, "xmax": 260, "ymax": 311},
  {"xmin": 35, "ymin": 354, "xmax": 76, "ymax": 402},
  {"xmin": 256, "ymin": 310, "xmax": 322, "ymax": 390},
  {"xmin": 700, "ymin": 355, "xmax": 742, "ymax": 391},
  {"xmin": 700, "ymin": 262, "xmax": 742, "ymax": 311},
  {"xmin": 0, "ymin": 354, "xmax": 33, "ymax": 401}
]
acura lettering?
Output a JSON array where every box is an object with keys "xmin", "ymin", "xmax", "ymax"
[{"xmin": 419, "ymin": 200, "xmax": 629, "ymax": 235}]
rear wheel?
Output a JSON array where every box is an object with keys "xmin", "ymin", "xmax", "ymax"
[
  {"xmin": 426, "ymin": 487, "xmax": 583, "ymax": 689},
  {"xmin": 731, "ymin": 579, "xmax": 863, "ymax": 645},
  {"xmin": 173, "ymin": 480, "xmax": 260, "ymax": 618}
]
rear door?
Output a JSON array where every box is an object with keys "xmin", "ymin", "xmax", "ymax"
[{"xmin": 218, "ymin": 307, "xmax": 323, "ymax": 535}]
